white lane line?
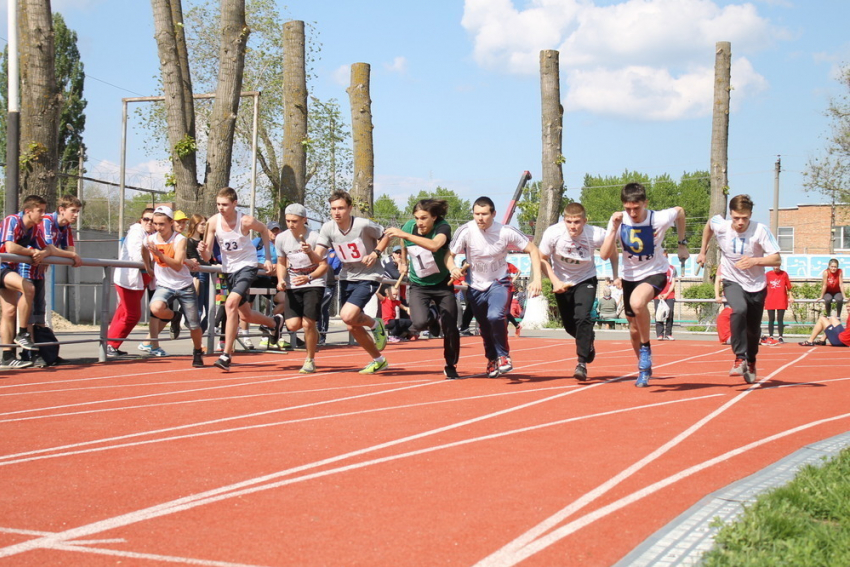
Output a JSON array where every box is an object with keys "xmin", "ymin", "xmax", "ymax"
[
  {"xmin": 49, "ymin": 543, "xmax": 270, "ymax": 567},
  {"xmin": 0, "ymin": 392, "xmax": 723, "ymax": 559},
  {"xmin": 500, "ymin": 411, "xmax": 850, "ymax": 565},
  {"xmin": 472, "ymin": 349, "xmax": 813, "ymax": 567},
  {"xmin": 0, "ymin": 349, "xmax": 725, "ymax": 559}
]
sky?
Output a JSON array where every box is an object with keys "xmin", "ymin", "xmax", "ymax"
[{"xmin": 2, "ymin": 0, "xmax": 849, "ymax": 227}]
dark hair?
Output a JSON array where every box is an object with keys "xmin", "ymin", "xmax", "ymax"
[
  {"xmin": 141, "ymin": 207, "xmax": 155, "ymax": 219},
  {"xmin": 829, "ymin": 258, "xmax": 839, "ymax": 266},
  {"xmin": 57, "ymin": 194, "xmax": 83, "ymax": 209},
  {"xmin": 217, "ymin": 187, "xmax": 238, "ymax": 202},
  {"xmin": 729, "ymin": 194, "xmax": 754, "ymax": 213},
  {"xmin": 563, "ymin": 202, "xmax": 586, "ymax": 217},
  {"xmin": 473, "ymin": 196, "xmax": 496, "ymax": 213},
  {"xmin": 328, "ymin": 190, "xmax": 352, "ymax": 207},
  {"xmin": 620, "ymin": 183, "xmax": 647, "ymax": 203},
  {"xmin": 22, "ymin": 195, "xmax": 47, "ymax": 210},
  {"xmin": 412, "ymin": 198, "xmax": 448, "ymax": 220}
]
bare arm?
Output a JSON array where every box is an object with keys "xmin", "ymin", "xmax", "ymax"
[
  {"xmin": 199, "ymin": 215, "xmax": 217, "ymax": 263},
  {"xmin": 599, "ymin": 212, "xmax": 622, "ymax": 261},
  {"xmin": 522, "ymin": 240, "xmax": 543, "ymax": 297},
  {"xmin": 696, "ymin": 219, "xmax": 714, "ymax": 266}
]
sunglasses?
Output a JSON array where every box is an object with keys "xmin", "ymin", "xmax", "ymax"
[{"xmin": 142, "ymin": 217, "xmax": 153, "ymax": 222}]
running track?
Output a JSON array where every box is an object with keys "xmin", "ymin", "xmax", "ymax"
[{"xmin": 0, "ymin": 337, "xmax": 848, "ymax": 566}]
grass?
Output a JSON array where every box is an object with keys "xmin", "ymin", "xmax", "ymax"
[{"xmin": 702, "ymin": 448, "xmax": 850, "ymax": 567}]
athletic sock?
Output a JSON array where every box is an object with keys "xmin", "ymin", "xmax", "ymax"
[
  {"xmin": 369, "ymin": 320, "xmax": 377, "ymax": 330},
  {"xmin": 18, "ymin": 327, "xmax": 27, "ymax": 336},
  {"xmin": 374, "ymin": 356, "xmax": 385, "ymax": 363},
  {"xmin": 641, "ymin": 342, "xmax": 651, "ymax": 349}
]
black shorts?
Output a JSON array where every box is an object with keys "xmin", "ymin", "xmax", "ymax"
[
  {"xmin": 285, "ymin": 287, "xmax": 323, "ymax": 321},
  {"xmin": 226, "ymin": 266, "xmax": 259, "ymax": 306},
  {"xmin": 0, "ymin": 267, "xmax": 14, "ymax": 289},
  {"xmin": 825, "ymin": 324, "xmax": 849, "ymax": 347},
  {"xmin": 339, "ymin": 280, "xmax": 380, "ymax": 310},
  {"xmin": 622, "ymin": 273, "xmax": 668, "ymax": 317}
]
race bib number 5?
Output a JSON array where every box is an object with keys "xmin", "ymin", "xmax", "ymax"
[
  {"xmin": 334, "ymin": 238, "xmax": 368, "ymax": 263},
  {"xmin": 620, "ymin": 224, "xmax": 655, "ymax": 258}
]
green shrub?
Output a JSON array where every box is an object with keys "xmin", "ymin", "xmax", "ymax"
[
  {"xmin": 682, "ymin": 282, "xmax": 719, "ymax": 323},
  {"xmin": 790, "ymin": 282, "xmax": 822, "ymax": 324}
]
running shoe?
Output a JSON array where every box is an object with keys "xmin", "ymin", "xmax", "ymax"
[
  {"xmin": 730, "ymin": 357, "xmax": 747, "ymax": 376},
  {"xmin": 138, "ymin": 343, "xmax": 153, "ymax": 353},
  {"xmin": 14, "ymin": 332, "xmax": 37, "ymax": 351},
  {"xmin": 241, "ymin": 337, "xmax": 255, "ymax": 350},
  {"xmin": 259, "ymin": 337, "xmax": 270, "ymax": 348},
  {"xmin": 443, "ymin": 365, "xmax": 461, "ymax": 380},
  {"xmin": 215, "ymin": 341, "xmax": 225, "ymax": 352},
  {"xmin": 656, "ymin": 335, "xmax": 665, "ymax": 341},
  {"xmin": 170, "ymin": 311, "xmax": 182, "ymax": 340},
  {"xmin": 574, "ymin": 362, "xmax": 588, "ymax": 381},
  {"xmin": 214, "ymin": 354, "xmax": 231, "ymax": 371},
  {"xmin": 638, "ymin": 345, "xmax": 652, "ymax": 372},
  {"xmin": 459, "ymin": 329, "xmax": 474, "ymax": 337},
  {"xmin": 743, "ymin": 362, "xmax": 757, "ymax": 384},
  {"xmin": 359, "ymin": 358, "xmax": 389, "ymax": 374},
  {"xmin": 372, "ymin": 320, "xmax": 388, "ymax": 351},
  {"xmin": 635, "ymin": 370, "xmax": 651, "ymax": 388},
  {"xmin": 388, "ymin": 336, "xmax": 402, "ymax": 343},
  {"xmin": 106, "ymin": 345, "xmax": 127, "ymax": 359},
  {"xmin": 299, "ymin": 359, "xmax": 316, "ymax": 374},
  {"xmin": 192, "ymin": 348, "xmax": 205, "ymax": 368},
  {"xmin": 149, "ymin": 347, "xmax": 168, "ymax": 357},
  {"xmin": 486, "ymin": 359, "xmax": 500, "ymax": 378},
  {"xmin": 776, "ymin": 337, "xmax": 785, "ymax": 344},
  {"xmin": 498, "ymin": 355, "xmax": 513, "ymax": 374},
  {"xmin": 760, "ymin": 336, "xmax": 779, "ymax": 346},
  {"xmin": 278, "ymin": 340, "xmax": 290, "ymax": 349},
  {"xmin": 0, "ymin": 357, "xmax": 33, "ymax": 369},
  {"xmin": 665, "ymin": 335, "xmax": 675, "ymax": 341}
]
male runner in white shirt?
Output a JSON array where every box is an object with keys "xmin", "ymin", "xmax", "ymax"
[
  {"xmin": 199, "ymin": 187, "xmax": 284, "ymax": 371},
  {"xmin": 314, "ymin": 190, "xmax": 391, "ymax": 374},
  {"xmin": 446, "ymin": 196, "xmax": 542, "ymax": 378},
  {"xmin": 600, "ymin": 182, "xmax": 688, "ymax": 387},
  {"xmin": 540, "ymin": 202, "xmax": 618, "ymax": 381},
  {"xmin": 696, "ymin": 194, "xmax": 780, "ymax": 384}
]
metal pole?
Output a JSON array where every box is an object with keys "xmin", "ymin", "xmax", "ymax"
[
  {"xmin": 98, "ymin": 267, "xmax": 110, "ymax": 362},
  {"xmin": 118, "ymin": 99, "xmax": 128, "ymax": 253},
  {"xmin": 250, "ymin": 92, "xmax": 260, "ymax": 219},
  {"xmin": 771, "ymin": 156, "xmax": 780, "ymax": 236},
  {"xmin": 5, "ymin": 0, "xmax": 20, "ymax": 216},
  {"xmin": 74, "ymin": 150, "xmax": 83, "ymax": 325}
]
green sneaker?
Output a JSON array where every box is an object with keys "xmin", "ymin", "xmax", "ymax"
[
  {"xmin": 359, "ymin": 358, "xmax": 389, "ymax": 374},
  {"xmin": 259, "ymin": 337, "xmax": 270, "ymax": 348},
  {"xmin": 277, "ymin": 340, "xmax": 290, "ymax": 349},
  {"xmin": 372, "ymin": 320, "xmax": 387, "ymax": 351},
  {"xmin": 299, "ymin": 359, "xmax": 316, "ymax": 374}
]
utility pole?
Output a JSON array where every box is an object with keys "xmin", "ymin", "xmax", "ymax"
[
  {"xmin": 771, "ymin": 156, "xmax": 780, "ymax": 236},
  {"xmin": 5, "ymin": 0, "xmax": 20, "ymax": 216}
]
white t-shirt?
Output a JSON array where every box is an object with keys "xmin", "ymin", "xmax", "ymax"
[
  {"xmin": 317, "ymin": 216, "xmax": 385, "ymax": 282},
  {"xmin": 146, "ymin": 232, "xmax": 193, "ymax": 291},
  {"xmin": 114, "ymin": 223, "xmax": 148, "ymax": 290},
  {"xmin": 275, "ymin": 229, "xmax": 325, "ymax": 289},
  {"xmin": 450, "ymin": 220, "xmax": 529, "ymax": 291},
  {"xmin": 711, "ymin": 215, "xmax": 780, "ymax": 292},
  {"xmin": 539, "ymin": 223, "xmax": 607, "ymax": 285},
  {"xmin": 608, "ymin": 208, "xmax": 678, "ymax": 281},
  {"xmin": 215, "ymin": 212, "xmax": 259, "ymax": 274}
]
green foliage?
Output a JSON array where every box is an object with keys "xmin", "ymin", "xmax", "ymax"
[
  {"xmin": 540, "ymin": 278, "xmax": 562, "ymax": 323},
  {"xmin": 516, "ymin": 181, "xmax": 571, "ymax": 234},
  {"xmin": 703, "ymin": 448, "xmax": 850, "ymax": 567},
  {"xmin": 404, "ymin": 186, "xmax": 473, "ymax": 233},
  {"xmin": 682, "ymin": 282, "xmax": 719, "ymax": 323},
  {"xmin": 803, "ymin": 64, "xmax": 850, "ymax": 204},
  {"xmin": 790, "ymin": 282, "xmax": 823, "ymax": 323},
  {"xmin": 19, "ymin": 141, "xmax": 49, "ymax": 169},
  {"xmin": 372, "ymin": 194, "xmax": 402, "ymax": 226},
  {"xmin": 174, "ymin": 134, "xmax": 198, "ymax": 158}
]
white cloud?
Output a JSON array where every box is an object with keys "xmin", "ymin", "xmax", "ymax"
[
  {"xmin": 332, "ymin": 64, "xmax": 350, "ymax": 87},
  {"xmin": 384, "ymin": 56, "xmax": 408, "ymax": 74},
  {"xmin": 462, "ymin": 0, "xmax": 785, "ymax": 119}
]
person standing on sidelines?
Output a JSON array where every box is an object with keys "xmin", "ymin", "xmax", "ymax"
[
  {"xmin": 763, "ymin": 264, "xmax": 793, "ymax": 345},
  {"xmin": 313, "ymin": 190, "xmax": 390, "ymax": 374},
  {"xmin": 653, "ymin": 251, "xmax": 678, "ymax": 341},
  {"xmin": 275, "ymin": 203, "xmax": 328, "ymax": 374},
  {"xmin": 600, "ymin": 183, "xmax": 688, "ymax": 388},
  {"xmin": 199, "ymin": 187, "xmax": 285, "ymax": 371},
  {"xmin": 697, "ymin": 194, "xmax": 781, "ymax": 384},
  {"xmin": 446, "ymin": 196, "xmax": 542, "ymax": 378},
  {"xmin": 142, "ymin": 206, "xmax": 205, "ymax": 367},
  {"xmin": 385, "ymin": 198, "xmax": 461, "ymax": 379},
  {"xmin": 819, "ymin": 259, "xmax": 844, "ymax": 318},
  {"xmin": 539, "ymin": 202, "xmax": 616, "ymax": 381}
]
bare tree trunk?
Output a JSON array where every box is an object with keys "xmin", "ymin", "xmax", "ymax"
[
  {"xmin": 150, "ymin": 0, "xmax": 200, "ymax": 212},
  {"xmin": 203, "ymin": 0, "xmax": 249, "ymax": 212},
  {"xmin": 279, "ymin": 20, "xmax": 307, "ymax": 221},
  {"xmin": 535, "ymin": 49, "xmax": 564, "ymax": 244},
  {"xmin": 347, "ymin": 63, "xmax": 374, "ymax": 218},
  {"xmin": 19, "ymin": 0, "xmax": 61, "ymax": 209},
  {"xmin": 705, "ymin": 41, "xmax": 732, "ymax": 282}
]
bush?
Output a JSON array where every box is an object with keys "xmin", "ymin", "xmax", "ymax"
[
  {"xmin": 790, "ymin": 282, "xmax": 822, "ymax": 324},
  {"xmin": 682, "ymin": 282, "xmax": 719, "ymax": 323}
]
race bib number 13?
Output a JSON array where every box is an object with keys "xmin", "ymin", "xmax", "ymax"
[{"xmin": 334, "ymin": 237, "xmax": 368, "ymax": 263}]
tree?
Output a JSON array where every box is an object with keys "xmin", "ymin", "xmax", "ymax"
[
  {"xmin": 516, "ymin": 181, "xmax": 570, "ymax": 235},
  {"xmin": 348, "ymin": 63, "xmax": 374, "ymax": 217},
  {"xmin": 19, "ymin": 0, "xmax": 61, "ymax": 209},
  {"xmin": 372, "ymin": 193, "xmax": 402, "ymax": 227},
  {"xmin": 804, "ymin": 64, "xmax": 850, "ymax": 205},
  {"xmin": 279, "ymin": 19, "xmax": 307, "ymax": 220},
  {"xmin": 404, "ymin": 186, "xmax": 472, "ymax": 232},
  {"xmin": 706, "ymin": 41, "xmax": 732, "ymax": 281},
  {"xmin": 536, "ymin": 49, "xmax": 564, "ymax": 245}
]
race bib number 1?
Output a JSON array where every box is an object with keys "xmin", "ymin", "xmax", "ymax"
[
  {"xmin": 334, "ymin": 237, "xmax": 368, "ymax": 263},
  {"xmin": 407, "ymin": 245, "xmax": 439, "ymax": 277}
]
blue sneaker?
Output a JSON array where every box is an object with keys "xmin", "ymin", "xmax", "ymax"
[
  {"xmin": 635, "ymin": 370, "xmax": 651, "ymax": 388},
  {"xmin": 638, "ymin": 345, "xmax": 652, "ymax": 372}
]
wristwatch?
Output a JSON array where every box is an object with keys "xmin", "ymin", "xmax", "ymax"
[{"xmin": 677, "ymin": 238, "xmax": 688, "ymax": 246}]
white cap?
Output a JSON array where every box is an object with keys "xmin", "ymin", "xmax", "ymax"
[
  {"xmin": 284, "ymin": 203, "xmax": 307, "ymax": 218},
  {"xmin": 153, "ymin": 206, "xmax": 174, "ymax": 219}
]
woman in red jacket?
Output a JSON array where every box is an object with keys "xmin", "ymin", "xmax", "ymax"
[{"xmin": 763, "ymin": 265, "xmax": 793, "ymax": 344}]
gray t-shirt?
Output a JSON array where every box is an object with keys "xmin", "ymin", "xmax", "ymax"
[
  {"xmin": 317, "ymin": 216, "xmax": 385, "ymax": 282},
  {"xmin": 274, "ymin": 228, "xmax": 324, "ymax": 289}
]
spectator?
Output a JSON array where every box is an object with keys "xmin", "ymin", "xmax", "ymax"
[
  {"xmin": 380, "ymin": 285, "xmax": 413, "ymax": 343},
  {"xmin": 186, "ymin": 214, "xmax": 210, "ymax": 332},
  {"xmin": 799, "ymin": 314, "xmax": 850, "ymax": 347},
  {"xmin": 108, "ymin": 208, "xmax": 155, "ymax": 358},
  {"xmin": 653, "ymin": 251, "xmax": 678, "ymax": 341},
  {"xmin": 763, "ymin": 264, "xmax": 793, "ymax": 345},
  {"xmin": 173, "ymin": 210, "xmax": 189, "ymax": 235},
  {"xmin": 597, "ymin": 286, "xmax": 619, "ymax": 329},
  {"xmin": 0, "ymin": 195, "xmax": 53, "ymax": 368},
  {"xmin": 241, "ymin": 221, "xmax": 282, "ymax": 349},
  {"xmin": 819, "ymin": 258, "xmax": 844, "ymax": 318}
]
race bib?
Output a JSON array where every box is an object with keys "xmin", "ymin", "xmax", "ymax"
[
  {"xmin": 406, "ymin": 245, "xmax": 439, "ymax": 277},
  {"xmin": 220, "ymin": 237, "xmax": 241, "ymax": 253},
  {"xmin": 620, "ymin": 224, "xmax": 655, "ymax": 259},
  {"xmin": 334, "ymin": 238, "xmax": 368, "ymax": 263}
]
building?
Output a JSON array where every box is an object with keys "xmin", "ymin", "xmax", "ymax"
[{"xmin": 771, "ymin": 203, "xmax": 850, "ymax": 254}]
